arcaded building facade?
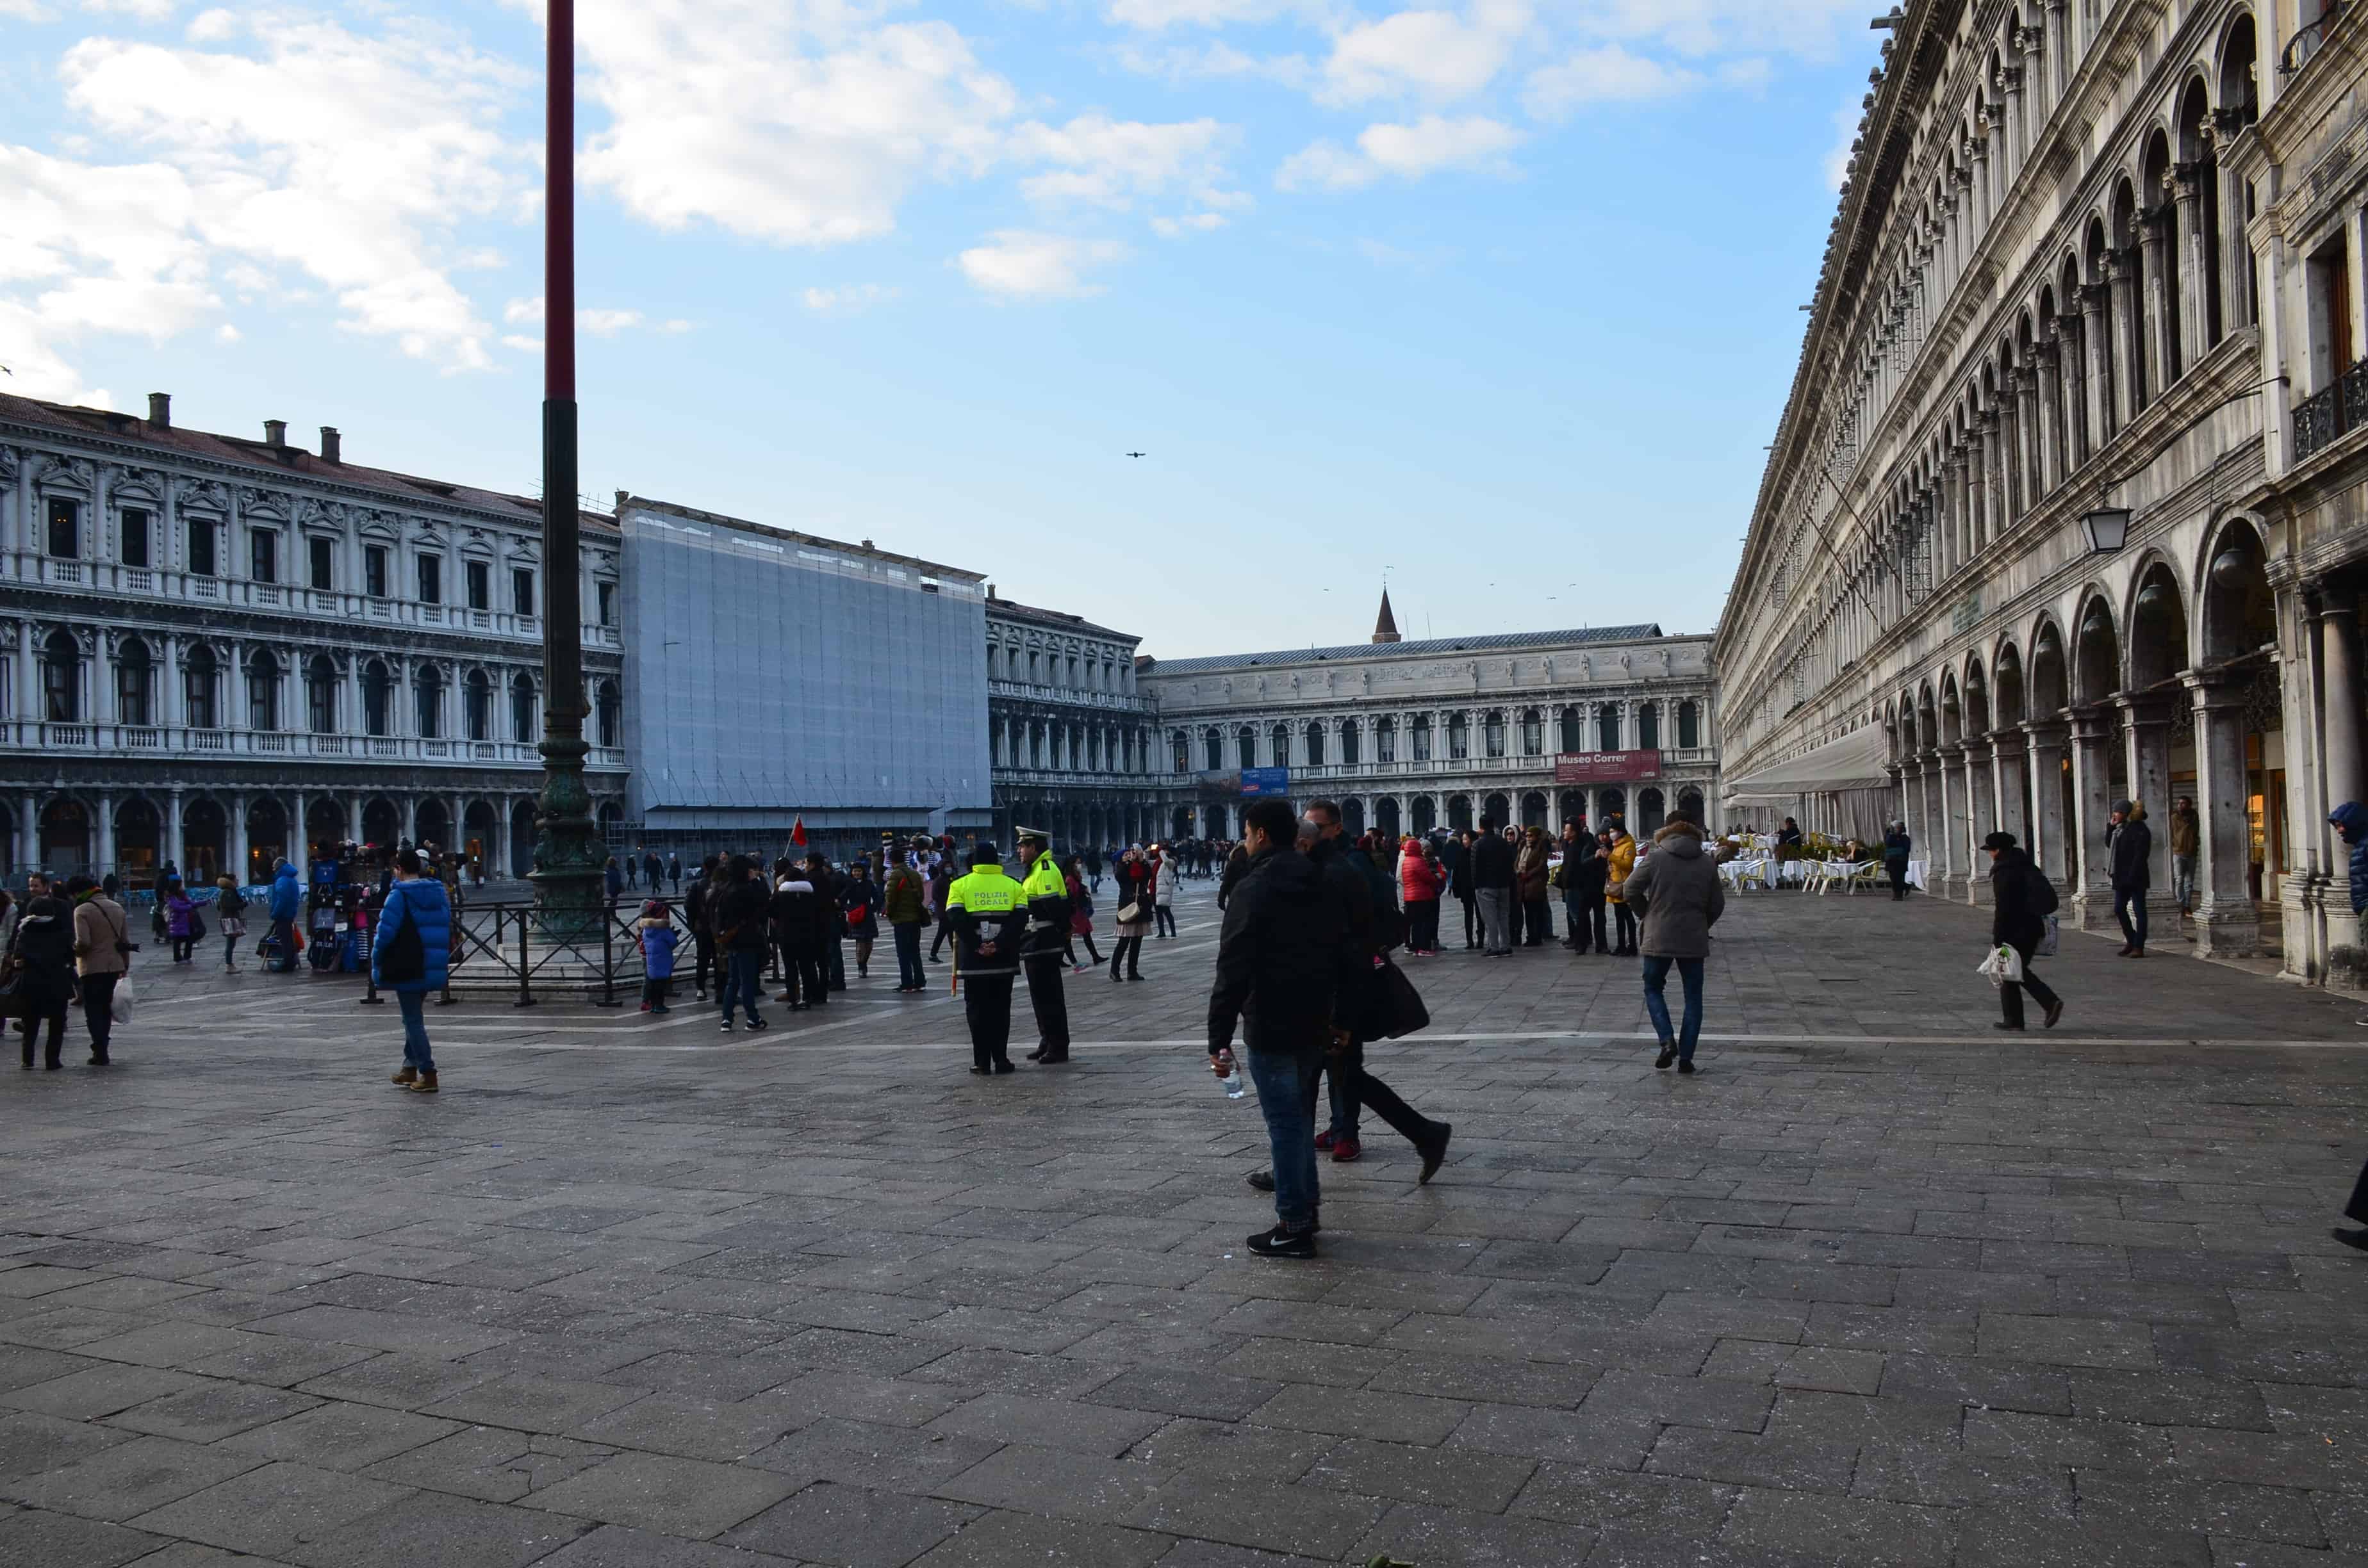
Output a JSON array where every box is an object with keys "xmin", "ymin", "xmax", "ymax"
[{"xmin": 1718, "ymin": 0, "xmax": 2368, "ymax": 981}]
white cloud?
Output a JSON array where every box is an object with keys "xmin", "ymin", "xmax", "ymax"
[
  {"xmin": 1821, "ymin": 93, "xmax": 1861, "ymax": 190},
  {"xmin": 503, "ymin": 295, "xmax": 543, "ymax": 325},
  {"xmin": 578, "ymin": 307, "xmax": 642, "ymax": 336},
  {"xmin": 183, "ymin": 6, "xmax": 233, "ymax": 40},
  {"xmin": 214, "ymin": 321, "xmax": 238, "ymax": 342},
  {"xmin": 576, "ymin": 0, "xmax": 1017, "ymax": 248},
  {"xmin": 1276, "ymin": 114, "xmax": 1524, "ymax": 190},
  {"xmin": 1103, "ymin": 0, "xmax": 1302, "ymax": 30},
  {"xmin": 1010, "ymin": 113, "xmax": 1240, "ymax": 219},
  {"xmin": 0, "ymin": 0, "xmax": 55, "ymax": 17},
  {"xmin": 801, "ymin": 283, "xmax": 898, "ymax": 313},
  {"xmin": 1570, "ymin": 0, "xmax": 1866, "ymax": 59},
  {"xmin": 500, "ymin": 333, "xmax": 541, "ymax": 353},
  {"xmin": 1151, "ymin": 211, "xmax": 1228, "ymax": 236},
  {"xmin": 504, "ymin": 295, "xmax": 668, "ymax": 334},
  {"xmin": 1522, "ymin": 44, "xmax": 1703, "ymax": 122},
  {"xmin": 83, "ymin": 0, "xmax": 178, "ymax": 19},
  {"xmin": 956, "ymin": 231, "xmax": 1128, "ymax": 299},
  {"xmin": 1317, "ymin": 0, "xmax": 1530, "ymax": 106}
]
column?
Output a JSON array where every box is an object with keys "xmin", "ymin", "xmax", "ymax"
[
  {"xmin": 2119, "ymin": 695, "xmax": 2175, "ymax": 931},
  {"xmin": 1984, "ymin": 410, "xmax": 2007, "ymax": 542},
  {"xmin": 2035, "ymin": 342, "xmax": 2063, "ymax": 493},
  {"xmin": 1992, "ymin": 730, "xmax": 2030, "ymax": 851},
  {"xmin": 1920, "ymin": 755, "xmax": 1943, "ymax": 890},
  {"xmin": 228, "ymin": 793, "xmax": 249, "ymax": 886},
  {"xmin": 20, "ymin": 792, "xmax": 36, "ymax": 874},
  {"xmin": 1935, "ymin": 745, "xmax": 1966, "ymax": 899},
  {"xmin": 2055, "ymin": 314, "xmax": 2087, "ymax": 470},
  {"xmin": 2025, "ymin": 721, "xmax": 2068, "ymax": 886},
  {"xmin": 2141, "ymin": 206, "xmax": 2176, "ymax": 395},
  {"xmin": 2319, "ymin": 587, "xmax": 2365, "ymax": 812},
  {"xmin": 166, "ymin": 787, "xmax": 185, "ymax": 874},
  {"xmin": 2080, "ymin": 284, "xmax": 2114, "ymax": 442},
  {"xmin": 1900, "ymin": 758, "xmax": 1924, "ymax": 858},
  {"xmin": 291, "ymin": 790, "xmax": 308, "ymax": 864},
  {"xmin": 349, "ymin": 793, "xmax": 366, "ymax": 851},
  {"xmin": 2185, "ymin": 671, "xmax": 2262, "ymax": 958},
  {"xmin": 2068, "ymin": 706, "xmax": 2118, "ymax": 929},
  {"xmin": 1963, "ymin": 740, "xmax": 1996, "ymax": 905},
  {"xmin": 1962, "ymin": 435, "xmax": 1987, "ymax": 560},
  {"xmin": 2016, "ymin": 366, "xmax": 2042, "ymax": 511},
  {"xmin": 96, "ymin": 791, "xmax": 115, "ymax": 878},
  {"xmin": 2109, "ymin": 252, "xmax": 2143, "ymax": 425},
  {"xmin": 2172, "ymin": 163, "xmax": 2208, "ymax": 372}
]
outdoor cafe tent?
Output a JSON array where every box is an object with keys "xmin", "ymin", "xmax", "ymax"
[{"xmin": 1721, "ymin": 724, "xmax": 1895, "ymax": 842}]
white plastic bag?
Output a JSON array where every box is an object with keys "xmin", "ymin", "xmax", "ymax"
[
  {"xmin": 109, "ymin": 974, "xmax": 134, "ymax": 1024},
  {"xmin": 1975, "ymin": 945, "xmax": 2023, "ymax": 988}
]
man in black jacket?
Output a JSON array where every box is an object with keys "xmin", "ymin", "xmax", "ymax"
[
  {"xmin": 713, "ymin": 856, "xmax": 772, "ymax": 1033},
  {"xmin": 1469, "ymin": 815, "xmax": 1516, "ymax": 956},
  {"xmin": 2107, "ymin": 801, "xmax": 2151, "ymax": 958},
  {"xmin": 1985, "ymin": 831, "xmax": 2063, "ymax": 1031},
  {"xmin": 1208, "ymin": 798, "xmax": 1351, "ymax": 1259}
]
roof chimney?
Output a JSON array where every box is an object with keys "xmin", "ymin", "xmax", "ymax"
[
  {"xmin": 318, "ymin": 426, "xmax": 340, "ymax": 463},
  {"xmin": 986, "ymin": 582, "xmax": 998, "ymax": 600},
  {"xmin": 147, "ymin": 393, "xmax": 171, "ymax": 430},
  {"xmin": 263, "ymin": 418, "xmax": 287, "ymax": 448}
]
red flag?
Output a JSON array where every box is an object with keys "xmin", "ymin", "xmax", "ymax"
[{"xmin": 791, "ymin": 815, "xmax": 807, "ymax": 847}]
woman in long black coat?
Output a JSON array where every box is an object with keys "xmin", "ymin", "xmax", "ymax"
[{"xmin": 12, "ymin": 875, "xmax": 78, "ymax": 1069}]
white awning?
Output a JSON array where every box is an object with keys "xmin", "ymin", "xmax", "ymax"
[{"xmin": 1723, "ymin": 725, "xmax": 1894, "ymax": 801}]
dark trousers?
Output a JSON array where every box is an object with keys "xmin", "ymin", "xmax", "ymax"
[
  {"xmin": 1613, "ymin": 902, "xmax": 1638, "ymax": 952},
  {"xmin": 693, "ymin": 934, "xmax": 716, "ymax": 995},
  {"xmin": 1522, "ymin": 897, "xmax": 1550, "ymax": 944},
  {"xmin": 1109, "ymin": 935, "xmax": 1142, "ymax": 977},
  {"xmin": 1887, "ymin": 859, "xmax": 1908, "ymax": 899},
  {"xmin": 893, "ymin": 922, "xmax": 925, "ymax": 988},
  {"xmin": 170, "ymin": 937, "xmax": 193, "ymax": 962},
  {"xmin": 720, "ymin": 950, "xmax": 764, "ymax": 1023},
  {"xmin": 1573, "ymin": 893, "xmax": 1606, "ymax": 952},
  {"xmin": 930, "ymin": 915, "xmax": 951, "ymax": 960},
  {"xmin": 19, "ymin": 1008, "xmax": 65, "ymax": 1067},
  {"xmin": 80, "ymin": 974, "xmax": 117, "ymax": 1061},
  {"xmin": 778, "ymin": 945, "xmax": 825, "ymax": 1007},
  {"xmin": 1155, "ymin": 904, "xmax": 1176, "ymax": 938},
  {"xmin": 826, "ymin": 938, "xmax": 846, "ymax": 989},
  {"xmin": 2346, "ymin": 1157, "xmax": 2368, "ymax": 1225},
  {"xmin": 1023, "ymin": 954, "xmax": 1070, "ymax": 1057},
  {"xmin": 1999, "ymin": 938, "xmax": 2062, "ymax": 1028},
  {"xmin": 1068, "ymin": 932, "xmax": 1103, "ymax": 965},
  {"xmin": 1407, "ymin": 900, "xmax": 1439, "ymax": 952},
  {"xmin": 641, "ymin": 976, "xmax": 670, "ymax": 1008},
  {"xmin": 964, "ymin": 973, "xmax": 1014, "ymax": 1069},
  {"xmin": 1324, "ymin": 1035, "xmax": 1438, "ymax": 1148},
  {"xmin": 1458, "ymin": 895, "xmax": 1478, "ymax": 947},
  {"xmin": 2114, "ymin": 889, "xmax": 2148, "ymax": 950},
  {"xmin": 267, "ymin": 917, "xmax": 297, "ymax": 971}
]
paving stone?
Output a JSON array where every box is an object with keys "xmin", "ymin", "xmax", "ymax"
[
  {"xmin": 1977, "ymin": 1314, "xmax": 2159, "ymax": 1370},
  {"xmin": 934, "ymin": 1444, "xmax": 1172, "ymax": 1526},
  {"xmin": 1451, "ymin": 1403, "xmax": 1661, "ymax": 1470},
  {"xmin": 1246, "ymin": 1382, "xmax": 1468, "ymax": 1444},
  {"xmin": 290, "ymin": 1353, "xmax": 490, "ymax": 1411},
  {"xmin": 1584, "ymin": 1369, "xmax": 1774, "ymax": 1433},
  {"xmin": 746, "ymin": 1415, "xmax": 1003, "ymax": 1492},
  {"xmin": 1508, "ymin": 1463, "xmax": 1737, "ymax": 1537},
  {"xmin": 906, "ymin": 1507, "xmax": 1173, "ymax": 1567},
  {"xmin": 0, "ymin": 1505, "xmax": 169, "ymax": 1568},
  {"xmin": 1303, "ymin": 1435, "xmax": 1538, "ymax": 1512},
  {"xmin": 1644, "ymin": 1428, "xmax": 1857, "ymax": 1495},
  {"xmin": 926, "ymin": 1391, "xmax": 1167, "ymax": 1457},
  {"xmin": 525, "ymin": 1450, "xmax": 801, "ymax": 1540},
  {"xmin": 1720, "ymin": 1486, "xmax": 1956, "ymax": 1567},
  {"xmin": 0, "ymin": 1361, "xmax": 202, "ymax": 1420},
  {"xmin": 1124, "ymin": 1470, "xmax": 1387, "ymax": 1560},
  {"xmin": 416, "ymin": 1373, "xmax": 645, "ymax": 1433},
  {"xmin": 125, "ymin": 1460, "xmax": 415, "ymax": 1558},
  {"xmin": 105, "ymin": 1379, "xmax": 324, "ymax": 1442},
  {"xmin": 1, "ymin": 1433, "xmax": 263, "ymax": 1521},
  {"xmin": 279, "ymin": 1490, "xmax": 595, "ymax": 1568},
  {"xmin": 725, "ymin": 1480, "xmax": 979, "ymax": 1567},
  {"xmin": 217, "ymin": 1400, "xmax": 459, "ymax": 1469},
  {"xmin": 1347, "ymin": 1499, "xmax": 1600, "ymax": 1566},
  {"xmin": 1082, "ymin": 1366, "xmax": 1283, "ymax": 1423},
  {"xmin": 363, "ymin": 1426, "xmax": 615, "ymax": 1503},
  {"xmin": 535, "ymin": 1522, "xmax": 805, "ymax": 1565},
  {"xmin": 0, "ymin": 1407, "xmax": 138, "ymax": 1482},
  {"xmin": 2074, "ymin": 1471, "xmax": 2328, "ymax": 1548}
]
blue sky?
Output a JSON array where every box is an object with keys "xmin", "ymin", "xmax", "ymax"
[{"xmin": 1, "ymin": 0, "xmax": 1878, "ymax": 658}]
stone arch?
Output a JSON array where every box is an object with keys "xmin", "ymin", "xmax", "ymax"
[
  {"xmin": 1410, "ymin": 796, "xmax": 1436, "ymax": 837},
  {"xmin": 306, "ymin": 797, "xmax": 347, "ymax": 859},
  {"xmin": 2073, "ymin": 591, "xmax": 2122, "ymax": 704},
  {"xmin": 1993, "ymin": 641, "xmax": 2027, "ymax": 728},
  {"xmin": 2126, "ymin": 555, "xmax": 2192, "ymax": 689},
  {"xmin": 114, "ymin": 796, "xmax": 161, "ymax": 885},
  {"xmin": 1939, "ymin": 671, "xmax": 1964, "ymax": 745},
  {"xmin": 2199, "ymin": 515, "xmax": 2274, "ymax": 664},
  {"xmin": 1963, "ymin": 658, "xmax": 1991, "ymax": 735},
  {"xmin": 361, "ymin": 796, "xmax": 402, "ymax": 849},
  {"xmin": 2030, "ymin": 616, "xmax": 2071, "ymax": 714}
]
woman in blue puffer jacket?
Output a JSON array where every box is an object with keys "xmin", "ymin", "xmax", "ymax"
[{"xmin": 372, "ymin": 848, "xmax": 452, "ymax": 1095}]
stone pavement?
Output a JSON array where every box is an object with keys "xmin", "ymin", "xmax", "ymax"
[{"xmin": 1, "ymin": 876, "xmax": 2365, "ymax": 1567}]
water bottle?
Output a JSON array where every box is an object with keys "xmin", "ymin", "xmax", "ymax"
[{"xmin": 1217, "ymin": 1048, "xmax": 1245, "ymax": 1099}]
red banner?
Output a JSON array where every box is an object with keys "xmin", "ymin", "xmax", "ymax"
[{"xmin": 1554, "ymin": 749, "xmax": 1661, "ymax": 784}]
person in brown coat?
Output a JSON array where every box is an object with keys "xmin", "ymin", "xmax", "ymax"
[
  {"xmin": 1617, "ymin": 819, "xmax": 1724, "ymax": 1073},
  {"xmin": 1515, "ymin": 826, "xmax": 1552, "ymax": 947}
]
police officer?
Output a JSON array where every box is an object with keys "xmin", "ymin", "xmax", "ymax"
[
  {"xmin": 1014, "ymin": 827, "xmax": 1074, "ymax": 1065},
  {"xmin": 946, "ymin": 841, "xmax": 1026, "ymax": 1075}
]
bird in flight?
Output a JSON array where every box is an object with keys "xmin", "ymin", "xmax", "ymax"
[{"xmin": 1124, "ymin": 450, "xmax": 1146, "ymax": 459}]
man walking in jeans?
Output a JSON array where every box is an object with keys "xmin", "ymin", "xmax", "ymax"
[
  {"xmin": 1617, "ymin": 817, "xmax": 1723, "ymax": 1074},
  {"xmin": 2107, "ymin": 800, "xmax": 2151, "ymax": 958},
  {"xmin": 1208, "ymin": 797, "xmax": 1351, "ymax": 1259},
  {"xmin": 1469, "ymin": 814, "xmax": 1515, "ymax": 956}
]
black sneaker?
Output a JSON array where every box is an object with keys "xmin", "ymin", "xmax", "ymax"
[
  {"xmin": 992, "ymin": 1060, "xmax": 1016, "ymax": 1075},
  {"xmin": 1416, "ymin": 1123, "xmax": 1451, "ymax": 1185},
  {"xmin": 1676, "ymin": 1060, "xmax": 1698, "ymax": 1075},
  {"xmin": 1246, "ymin": 1224, "xmax": 1315, "ymax": 1259},
  {"xmin": 744, "ymin": 1018, "xmax": 768, "ymax": 1033},
  {"xmin": 1246, "ymin": 1169, "xmax": 1274, "ymax": 1193},
  {"xmin": 2334, "ymin": 1227, "xmax": 2368, "ymax": 1253},
  {"xmin": 1654, "ymin": 1043, "xmax": 1676, "ymax": 1070},
  {"xmin": 719, "ymin": 1020, "xmax": 736, "ymax": 1034}
]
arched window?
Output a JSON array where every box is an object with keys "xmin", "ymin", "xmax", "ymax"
[
  {"xmin": 595, "ymin": 679, "xmax": 621, "ymax": 748},
  {"xmin": 1340, "ymin": 721, "xmax": 1360, "ymax": 767},
  {"xmin": 307, "ymin": 656, "xmax": 338, "ymax": 733},
  {"xmin": 1305, "ymin": 721, "xmax": 1326, "ymax": 767},
  {"xmin": 1560, "ymin": 705, "xmax": 1583, "ymax": 753},
  {"xmin": 246, "ymin": 649, "xmax": 279, "ymax": 732},
  {"xmin": 1204, "ymin": 731, "xmax": 1221, "ymax": 771},
  {"xmin": 414, "ymin": 665, "xmax": 444, "ymax": 738},
  {"xmin": 42, "ymin": 631, "xmax": 78, "ymax": 723},
  {"xmin": 1677, "ymin": 699, "xmax": 1700, "ymax": 749},
  {"xmin": 1448, "ymin": 713, "xmax": 1469, "ymax": 760},
  {"xmin": 362, "ymin": 660, "xmax": 391, "ymax": 736},
  {"xmin": 183, "ymin": 645, "xmax": 218, "ymax": 730},
  {"xmin": 1237, "ymin": 726, "xmax": 1256, "ymax": 769},
  {"xmin": 1638, "ymin": 703, "xmax": 1659, "ymax": 751},
  {"xmin": 115, "ymin": 640, "xmax": 153, "ymax": 727},
  {"xmin": 1171, "ymin": 730, "xmax": 1188, "ymax": 774},
  {"xmin": 511, "ymin": 673, "xmax": 536, "ymax": 742},
  {"xmin": 1520, "ymin": 708, "xmax": 1543, "ymax": 756},
  {"xmin": 1483, "ymin": 711, "xmax": 1505, "ymax": 758},
  {"xmin": 465, "ymin": 669, "xmax": 492, "ymax": 741},
  {"xmin": 1411, "ymin": 714, "xmax": 1431, "ymax": 761},
  {"xmin": 1376, "ymin": 716, "xmax": 1397, "ymax": 763},
  {"xmin": 1270, "ymin": 724, "xmax": 1290, "ymax": 769},
  {"xmin": 1596, "ymin": 703, "xmax": 1620, "ymax": 751}
]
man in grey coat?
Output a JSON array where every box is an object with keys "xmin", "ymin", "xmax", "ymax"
[{"xmin": 1618, "ymin": 818, "xmax": 1725, "ymax": 1074}]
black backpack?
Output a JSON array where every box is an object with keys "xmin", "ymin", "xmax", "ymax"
[
  {"xmin": 2025, "ymin": 862, "xmax": 2060, "ymax": 917},
  {"xmin": 378, "ymin": 892, "xmax": 425, "ymax": 984}
]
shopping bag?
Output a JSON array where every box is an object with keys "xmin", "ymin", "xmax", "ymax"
[
  {"xmin": 1367, "ymin": 954, "xmax": 1431, "ymax": 1040},
  {"xmin": 109, "ymin": 974, "xmax": 134, "ymax": 1025},
  {"xmin": 2036, "ymin": 915, "xmax": 2060, "ymax": 958},
  {"xmin": 1975, "ymin": 945, "xmax": 2022, "ymax": 988}
]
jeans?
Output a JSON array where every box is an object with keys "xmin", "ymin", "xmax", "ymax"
[
  {"xmin": 693, "ymin": 934, "xmax": 715, "ymax": 995},
  {"xmin": 777, "ymin": 946, "xmax": 824, "ymax": 1008},
  {"xmin": 894, "ymin": 922, "xmax": 925, "ymax": 988},
  {"xmin": 1998, "ymin": 938, "xmax": 2062, "ymax": 1028},
  {"xmin": 224, "ymin": 929, "xmax": 240, "ymax": 967},
  {"xmin": 1476, "ymin": 888, "xmax": 1512, "ymax": 954},
  {"xmin": 1640, "ymin": 954, "xmax": 1704, "ymax": 1061},
  {"xmin": 720, "ymin": 950, "xmax": 764, "ymax": 1023},
  {"xmin": 2114, "ymin": 888, "xmax": 2148, "ymax": 950},
  {"xmin": 396, "ymin": 988, "xmax": 435, "ymax": 1072},
  {"xmin": 1247, "ymin": 1047, "xmax": 1322, "ymax": 1230},
  {"xmin": 2173, "ymin": 854, "xmax": 2198, "ymax": 911}
]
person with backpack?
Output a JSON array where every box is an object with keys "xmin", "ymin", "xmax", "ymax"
[
  {"xmin": 1983, "ymin": 831, "xmax": 2062, "ymax": 1031},
  {"xmin": 374, "ymin": 849, "xmax": 453, "ymax": 1093},
  {"xmin": 215, "ymin": 876, "xmax": 249, "ymax": 970},
  {"xmin": 163, "ymin": 877, "xmax": 196, "ymax": 963}
]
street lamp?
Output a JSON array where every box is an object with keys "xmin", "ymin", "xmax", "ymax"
[
  {"xmin": 2078, "ymin": 504, "xmax": 2132, "ymax": 555},
  {"xmin": 528, "ymin": 0, "xmax": 605, "ymax": 938}
]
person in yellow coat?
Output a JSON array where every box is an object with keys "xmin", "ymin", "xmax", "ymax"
[{"xmin": 1602, "ymin": 821, "xmax": 1640, "ymax": 956}]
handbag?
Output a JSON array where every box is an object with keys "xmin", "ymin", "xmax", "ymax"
[
  {"xmin": 188, "ymin": 910, "xmax": 206, "ymax": 942},
  {"xmin": 1367, "ymin": 953, "xmax": 1430, "ymax": 1040},
  {"xmin": 1115, "ymin": 900, "xmax": 1146, "ymax": 925}
]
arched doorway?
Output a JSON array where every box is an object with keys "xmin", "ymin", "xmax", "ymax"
[
  {"xmin": 509, "ymin": 799, "xmax": 537, "ymax": 878},
  {"xmin": 363, "ymin": 797, "xmax": 402, "ymax": 851},
  {"xmin": 306, "ymin": 798, "xmax": 347, "ymax": 863},
  {"xmin": 1343, "ymin": 798, "xmax": 1367, "ymax": 837},
  {"xmin": 40, "ymin": 797, "xmax": 90, "ymax": 876},
  {"xmin": 1558, "ymin": 790, "xmax": 1585, "ymax": 829},
  {"xmin": 1675, "ymin": 788, "xmax": 1704, "ymax": 826},
  {"xmin": 1374, "ymin": 797, "xmax": 1399, "ymax": 839},
  {"xmin": 115, "ymin": 798, "xmax": 162, "ymax": 887},
  {"xmin": 464, "ymin": 799, "xmax": 498, "ymax": 875},
  {"xmin": 2202, "ymin": 525, "xmax": 2280, "ymax": 910},
  {"xmin": 1596, "ymin": 788, "xmax": 1626, "ymax": 827},
  {"xmin": 1482, "ymin": 792, "xmax": 1510, "ymax": 828},
  {"xmin": 1638, "ymin": 788, "xmax": 1666, "ymax": 837},
  {"xmin": 245, "ymin": 797, "xmax": 287, "ymax": 883},
  {"xmin": 181, "ymin": 797, "xmax": 225, "ymax": 883},
  {"xmin": 596, "ymin": 802, "xmax": 623, "ymax": 848},
  {"xmin": 1446, "ymin": 795, "xmax": 1472, "ymax": 833},
  {"xmin": 1410, "ymin": 796, "xmax": 1436, "ymax": 837},
  {"xmin": 413, "ymin": 798, "xmax": 451, "ymax": 853},
  {"xmin": 1171, "ymin": 806, "xmax": 1195, "ymax": 840},
  {"xmin": 1520, "ymin": 792, "xmax": 1548, "ymax": 830}
]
